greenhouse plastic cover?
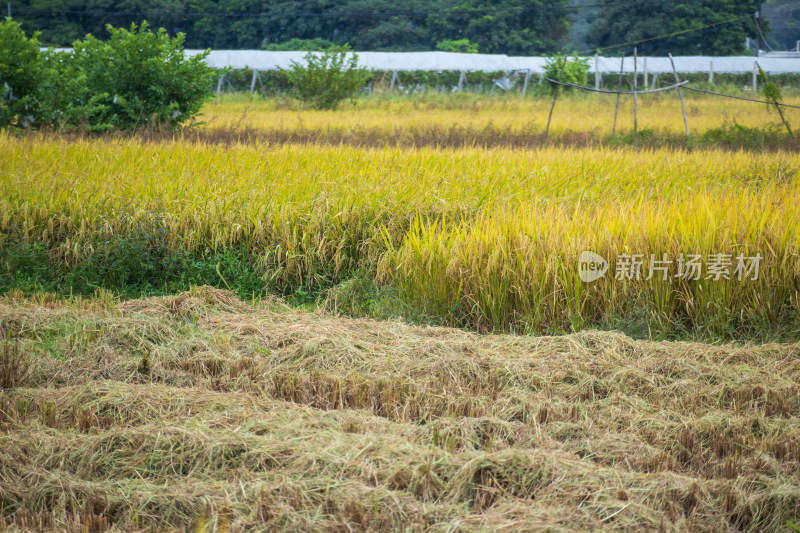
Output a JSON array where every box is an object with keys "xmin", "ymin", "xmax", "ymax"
[
  {"xmin": 48, "ymin": 48, "xmax": 798, "ymax": 73},
  {"xmin": 186, "ymin": 50, "xmax": 799, "ymax": 74}
]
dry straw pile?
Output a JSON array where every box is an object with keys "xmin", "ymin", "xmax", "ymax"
[{"xmin": 0, "ymin": 287, "xmax": 798, "ymax": 531}]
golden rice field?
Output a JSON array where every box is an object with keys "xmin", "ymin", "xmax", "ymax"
[
  {"xmin": 1, "ymin": 96, "xmax": 799, "ymax": 531},
  {"xmin": 196, "ymin": 92, "xmax": 800, "ymax": 148},
  {"xmin": 1, "ymin": 124, "xmax": 798, "ymax": 340}
]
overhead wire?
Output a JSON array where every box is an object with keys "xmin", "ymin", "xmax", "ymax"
[
  {"xmin": 10, "ymin": 0, "xmax": 677, "ymax": 19},
  {"xmin": 582, "ymin": 14, "xmax": 753, "ymax": 55}
]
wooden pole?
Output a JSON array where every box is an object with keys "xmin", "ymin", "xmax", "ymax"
[
  {"xmin": 633, "ymin": 47, "xmax": 638, "ymax": 146},
  {"xmin": 594, "ymin": 53, "xmax": 600, "ymax": 90},
  {"xmin": 708, "ymin": 60, "xmax": 714, "ymax": 84},
  {"xmin": 612, "ymin": 53, "xmax": 624, "ymax": 136},
  {"xmin": 249, "ymin": 70, "xmax": 258, "ymax": 93},
  {"xmin": 752, "ymin": 62, "xmax": 757, "ymax": 92},
  {"xmin": 643, "ymin": 56, "xmax": 648, "ymax": 88},
  {"xmin": 669, "ymin": 53, "xmax": 689, "ymax": 137},
  {"xmin": 522, "ymin": 69, "xmax": 532, "ymax": 95},
  {"xmin": 544, "ymin": 56, "xmax": 568, "ymax": 140}
]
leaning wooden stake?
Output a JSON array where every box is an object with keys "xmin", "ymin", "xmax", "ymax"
[
  {"xmin": 633, "ymin": 47, "xmax": 638, "ymax": 146},
  {"xmin": 756, "ymin": 61, "xmax": 793, "ymax": 136},
  {"xmin": 522, "ymin": 69, "xmax": 532, "ymax": 95},
  {"xmin": 544, "ymin": 57, "xmax": 568, "ymax": 140},
  {"xmin": 249, "ymin": 70, "xmax": 258, "ymax": 93},
  {"xmin": 669, "ymin": 53, "xmax": 689, "ymax": 137},
  {"xmin": 612, "ymin": 53, "xmax": 625, "ymax": 136},
  {"xmin": 643, "ymin": 56, "xmax": 648, "ymax": 88}
]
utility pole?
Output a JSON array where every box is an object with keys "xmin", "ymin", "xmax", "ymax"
[
  {"xmin": 633, "ymin": 47, "xmax": 638, "ymax": 147},
  {"xmin": 755, "ymin": 3, "xmax": 762, "ymax": 54}
]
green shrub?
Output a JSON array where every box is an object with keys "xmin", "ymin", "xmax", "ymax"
[
  {"xmin": 0, "ymin": 228, "xmax": 267, "ymax": 300},
  {"xmin": 282, "ymin": 45, "xmax": 372, "ymax": 110},
  {"xmin": 71, "ymin": 22, "xmax": 216, "ymax": 130},
  {"xmin": 35, "ymin": 50, "xmax": 109, "ymax": 129},
  {"xmin": 608, "ymin": 128, "xmax": 658, "ymax": 146},
  {"xmin": 0, "ymin": 19, "xmax": 106, "ymax": 129},
  {"xmin": 436, "ymin": 39, "xmax": 479, "ymax": 54},
  {"xmin": 0, "ymin": 18, "xmax": 44, "ymax": 127},
  {"xmin": 699, "ymin": 122, "xmax": 786, "ymax": 150},
  {"xmin": 262, "ymin": 38, "xmax": 335, "ymax": 51},
  {"xmin": 543, "ymin": 53, "xmax": 589, "ymax": 93},
  {"xmin": 1, "ymin": 19, "xmax": 214, "ymax": 131}
]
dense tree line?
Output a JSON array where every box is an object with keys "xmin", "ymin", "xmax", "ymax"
[
  {"xmin": 7, "ymin": 0, "xmax": 776, "ymax": 55},
  {"xmin": 8, "ymin": 0, "xmax": 570, "ymax": 54},
  {"xmin": 586, "ymin": 0, "xmax": 762, "ymax": 56}
]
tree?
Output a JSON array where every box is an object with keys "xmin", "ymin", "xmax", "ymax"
[
  {"xmin": 70, "ymin": 22, "xmax": 216, "ymax": 130},
  {"xmin": 588, "ymin": 0, "xmax": 762, "ymax": 56},
  {"xmin": 10, "ymin": 0, "xmax": 195, "ymax": 47},
  {"xmin": 282, "ymin": 45, "xmax": 372, "ymax": 110},
  {"xmin": 425, "ymin": 0, "xmax": 570, "ymax": 55},
  {"xmin": 543, "ymin": 53, "xmax": 589, "ymax": 92},
  {"xmin": 761, "ymin": 0, "xmax": 800, "ymax": 51}
]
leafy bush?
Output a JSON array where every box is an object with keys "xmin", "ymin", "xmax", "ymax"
[
  {"xmin": 1, "ymin": 19, "xmax": 215, "ymax": 131},
  {"xmin": 282, "ymin": 45, "xmax": 372, "ymax": 110},
  {"xmin": 0, "ymin": 19, "xmax": 105, "ymax": 129},
  {"xmin": 436, "ymin": 39, "xmax": 479, "ymax": 54},
  {"xmin": 608, "ymin": 128, "xmax": 658, "ymax": 146},
  {"xmin": 71, "ymin": 22, "xmax": 216, "ymax": 130},
  {"xmin": 262, "ymin": 38, "xmax": 334, "ymax": 51},
  {"xmin": 0, "ymin": 18, "xmax": 44, "ymax": 127},
  {"xmin": 543, "ymin": 54, "xmax": 589, "ymax": 93},
  {"xmin": 35, "ymin": 50, "xmax": 110, "ymax": 129},
  {"xmin": 699, "ymin": 122, "xmax": 786, "ymax": 150}
]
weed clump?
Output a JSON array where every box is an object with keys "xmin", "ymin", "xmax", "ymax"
[{"xmin": 0, "ymin": 334, "xmax": 30, "ymax": 390}]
